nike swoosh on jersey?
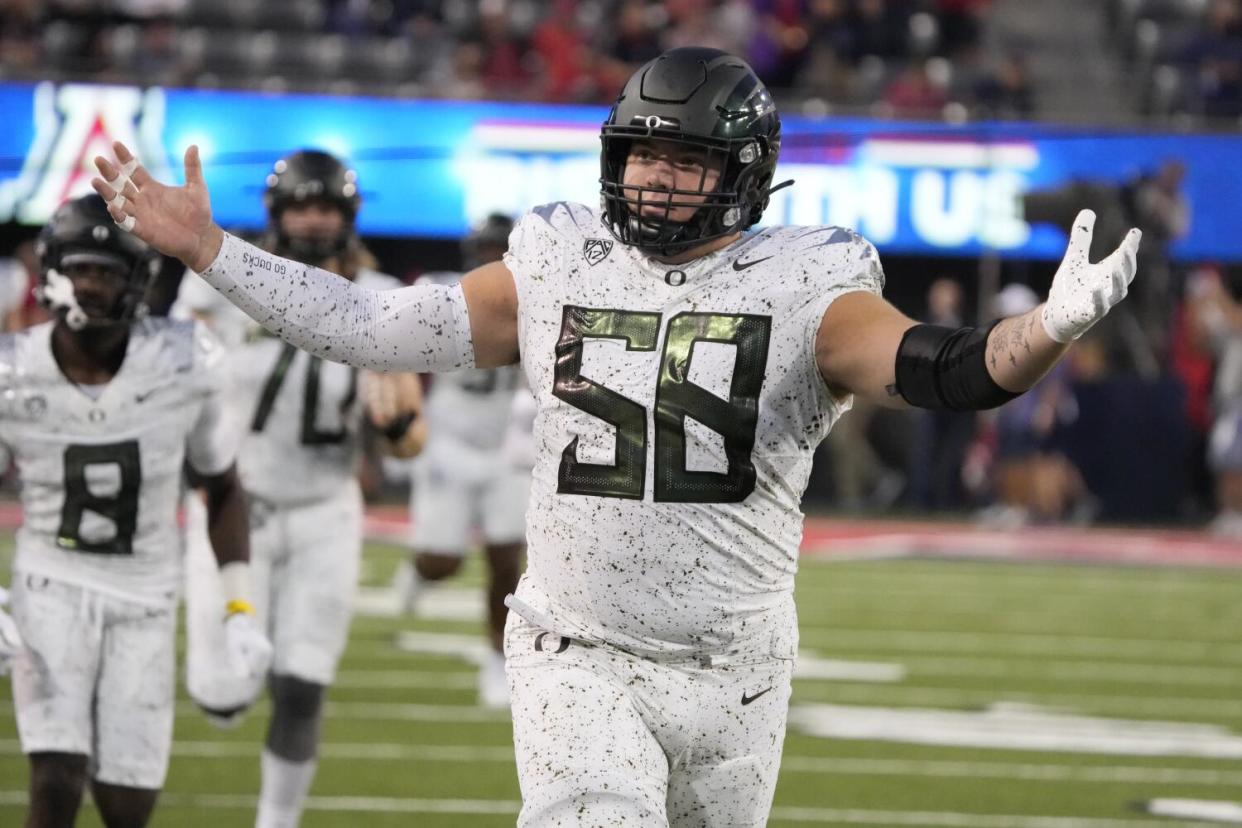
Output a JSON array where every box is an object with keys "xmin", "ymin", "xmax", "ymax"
[
  {"xmin": 741, "ymin": 687, "xmax": 773, "ymax": 705},
  {"xmin": 732, "ymin": 256, "xmax": 773, "ymax": 271}
]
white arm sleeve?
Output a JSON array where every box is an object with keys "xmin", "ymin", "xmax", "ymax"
[
  {"xmin": 197, "ymin": 232, "xmax": 476, "ymax": 372},
  {"xmin": 185, "ymin": 323, "xmax": 238, "ymax": 477}
]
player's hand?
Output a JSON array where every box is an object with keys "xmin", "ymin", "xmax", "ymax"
[
  {"xmin": 91, "ymin": 141, "xmax": 224, "ymax": 273},
  {"xmin": 223, "ymin": 611, "xmax": 272, "ymax": 681},
  {"xmin": 361, "ymin": 371, "xmax": 420, "ymax": 432},
  {"xmin": 0, "ymin": 586, "xmax": 24, "ymax": 676},
  {"xmin": 1042, "ymin": 209, "xmax": 1142, "ymax": 343}
]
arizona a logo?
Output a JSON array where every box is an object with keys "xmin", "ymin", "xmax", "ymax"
[
  {"xmin": 0, "ymin": 83, "xmax": 172, "ymax": 225},
  {"xmin": 582, "ymin": 238, "xmax": 613, "ymax": 267}
]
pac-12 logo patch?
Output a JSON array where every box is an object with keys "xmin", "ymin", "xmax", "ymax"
[
  {"xmin": 24, "ymin": 395, "xmax": 47, "ymax": 418},
  {"xmin": 583, "ymin": 238, "xmax": 613, "ymax": 267}
]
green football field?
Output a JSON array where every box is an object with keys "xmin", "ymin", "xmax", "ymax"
[{"xmin": 1, "ymin": 531, "xmax": 1241, "ymax": 827}]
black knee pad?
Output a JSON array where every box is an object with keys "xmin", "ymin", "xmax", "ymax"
[
  {"xmin": 267, "ymin": 674, "xmax": 326, "ymax": 761},
  {"xmin": 270, "ymin": 674, "xmax": 325, "ymax": 721}
]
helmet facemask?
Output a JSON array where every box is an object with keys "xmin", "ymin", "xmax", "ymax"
[
  {"xmin": 272, "ymin": 199, "xmax": 354, "ymax": 265},
  {"xmin": 598, "ymin": 48, "xmax": 788, "ymax": 259},
  {"xmin": 264, "ymin": 151, "xmax": 361, "ymax": 267},
  {"xmin": 36, "ymin": 197, "xmax": 157, "ymax": 330}
]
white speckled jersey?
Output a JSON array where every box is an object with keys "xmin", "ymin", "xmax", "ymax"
[
  {"xmin": 0, "ymin": 319, "xmax": 235, "ymax": 606},
  {"xmin": 506, "ymin": 202, "xmax": 885, "ymax": 658},
  {"xmin": 418, "ymin": 271, "xmax": 522, "ymax": 452},
  {"xmin": 178, "ymin": 269, "xmax": 402, "ymax": 505}
]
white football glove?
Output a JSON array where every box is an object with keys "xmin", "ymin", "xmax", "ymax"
[
  {"xmin": 223, "ymin": 611, "xmax": 272, "ymax": 681},
  {"xmin": 1041, "ymin": 209, "xmax": 1142, "ymax": 343},
  {"xmin": 0, "ymin": 585, "xmax": 24, "ymax": 676}
]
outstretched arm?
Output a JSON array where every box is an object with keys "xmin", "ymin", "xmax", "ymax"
[
  {"xmin": 819, "ymin": 209, "xmax": 1141, "ymax": 409},
  {"xmin": 91, "ymin": 142, "xmax": 519, "ymax": 372}
]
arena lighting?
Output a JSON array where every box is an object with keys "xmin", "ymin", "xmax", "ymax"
[{"xmin": 2, "ymin": 82, "xmax": 1241, "ymax": 260}]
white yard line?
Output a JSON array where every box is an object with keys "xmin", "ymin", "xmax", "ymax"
[
  {"xmin": 331, "ymin": 670, "xmax": 477, "ymax": 690},
  {"xmin": 767, "ymin": 806, "xmax": 1226, "ymax": 827},
  {"xmin": 1, "ymin": 740, "xmax": 1236, "ymax": 787},
  {"xmin": 889, "ymin": 657, "xmax": 1242, "ymax": 688},
  {"xmin": 0, "ymin": 700, "xmax": 511, "ymax": 723},
  {"xmin": 0, "ymin": 791, "xmax": 1225, "ymax": 826},
  {"xmin": 778, "ymin": 756, "xmax": 1242, "ymax": 786},
  {"xmin": 791, "ymin": 685, "xmax": 1242, "ymax": 719},
  {"xmin": 796, "ymin": 629, "xmax": 1242, "ymax": 665}
]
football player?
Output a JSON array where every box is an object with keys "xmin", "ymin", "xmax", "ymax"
[
  {"xmin": 0, "ymin": 194, "xmax": 269, "ymax": 828},
  {"xmin": 95, "ymin": 47, "xmax": 1142, "ymax": 827},
  {"xmin": 393, "ymin": 212, "xmax": 529, "ymax": 708},
  {"xmin": 175, "ymin": 149, "xmax": 426, "ymax": 828}
]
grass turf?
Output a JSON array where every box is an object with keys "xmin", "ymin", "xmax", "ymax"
[{"xmin": 0, "ymin": 532, "xmax": 1239, "ymax": 827}]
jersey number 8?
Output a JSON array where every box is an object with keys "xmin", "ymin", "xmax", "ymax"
[
  {"xmin": 58, "ymin": 441, "xmax": 141, "ymax": 555},
  {"xmin": 554, "ymin": 306, "xmax": 771, "ymax": 503}
]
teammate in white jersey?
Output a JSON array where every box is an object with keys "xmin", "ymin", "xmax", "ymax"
[
  {"xmin": 0, "ymin": 195, "xmax": 270, "ymax": 828},
  {"xmin": 177, "ymin": 149, "xmax": 426, "ymax": 828},
  {"xmin": 394, "ymin": 213, "xmax": 529, "ymax": 708},
  {"xmin": 96, "ymin": 46, "xmax": 1143, "ymax": 827}
]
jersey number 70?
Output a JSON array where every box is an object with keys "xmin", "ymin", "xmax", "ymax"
[{"xmin": 553, "ymin": 306, "xmax": 771, "ymax": 503}]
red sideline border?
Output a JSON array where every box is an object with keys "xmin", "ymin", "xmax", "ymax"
[{"xmin": 0, "ymin": 501, "xmax": 1237, "ymax": 569}]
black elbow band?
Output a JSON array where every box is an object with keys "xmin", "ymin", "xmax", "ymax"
[{"xmin": 894, "ymin": 321, "xmax": 1021, "ymax": 411}]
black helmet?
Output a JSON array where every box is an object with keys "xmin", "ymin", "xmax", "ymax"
[
  {"xmin": 263, "ymin": 149, "xmax": 361, "ymax": 265},
  {"xmin": 461, "ymin": 213, "xmax": 514, "ymax": 270},
  {"xmin": 35, "ymin": 194, "xmax": 159, "ymax": 328},
  {"xmin": 599, "ymin": 47, "xmax": 787, "ymax": 257}
]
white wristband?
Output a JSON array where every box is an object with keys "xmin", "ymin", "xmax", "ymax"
[{"xmin": 219, "ymin": 561, "xmax": 253, "ymax": 606}]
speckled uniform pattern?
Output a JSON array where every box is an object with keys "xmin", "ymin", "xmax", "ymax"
[
  {"xmin": 502, "ymin": 202, "xmax": 883, "ymax": 825},
  {"xmin": 0, "ymin": 318, "xmax": 231, "ymax": 788},
  {"xmin": 193, "ymin": 205, "xmax": 887, "ymax": 825},
  {"xmin": 10, "ymin": 574, "xmax": 175, "ymax": 787},
  {"xmin": 197, "ymin": 233, "xmax": 475, "ymax": 374},
  {"xmin": 506, "ymin": 203, "xmax": 884, "ymax": 660},
  {"xmin": 0, "ymin": 318, "xmax": 235, "ymax": 606},
  {"xmin": 506, "ymin": 613, "xmax": 794, "ymax": 827},
  {"xmin": 1039, "ymin": 210, "xmax": 1140, "ymax": 343}
]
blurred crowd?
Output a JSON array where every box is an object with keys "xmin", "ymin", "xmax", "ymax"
[
  {"xmin": 802, "ymin": 157, "xmax": 1242, "ymax": 537},
  {"xmin": 5, "ymin": 0, "xmax": 1242, "ymax": 123},
  {"xmin": 1116, "ymin": 0, "xmax": 1242, "ymax": 122},
  {"xmin": 3, "ymin": 0, "xmax": 1031, "ymax": 120}
]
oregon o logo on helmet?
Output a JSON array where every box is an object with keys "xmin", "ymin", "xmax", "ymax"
[
  {"xmin": 665, "ymin": 269, "xmax": 686, "ymax": 286},
  {"xmin": 641, "ymin": 114, "xmax": 679, "ymax": 132}
]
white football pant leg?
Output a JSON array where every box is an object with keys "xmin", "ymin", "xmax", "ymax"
[{"xmin": 506, "ymin": 615, "xmax": 670, "ymax": 826}]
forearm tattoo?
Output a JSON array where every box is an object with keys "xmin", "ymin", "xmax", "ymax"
[{"xmin": 988, "ymin": 308, "xmax": 1040, "ymax": 372}]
